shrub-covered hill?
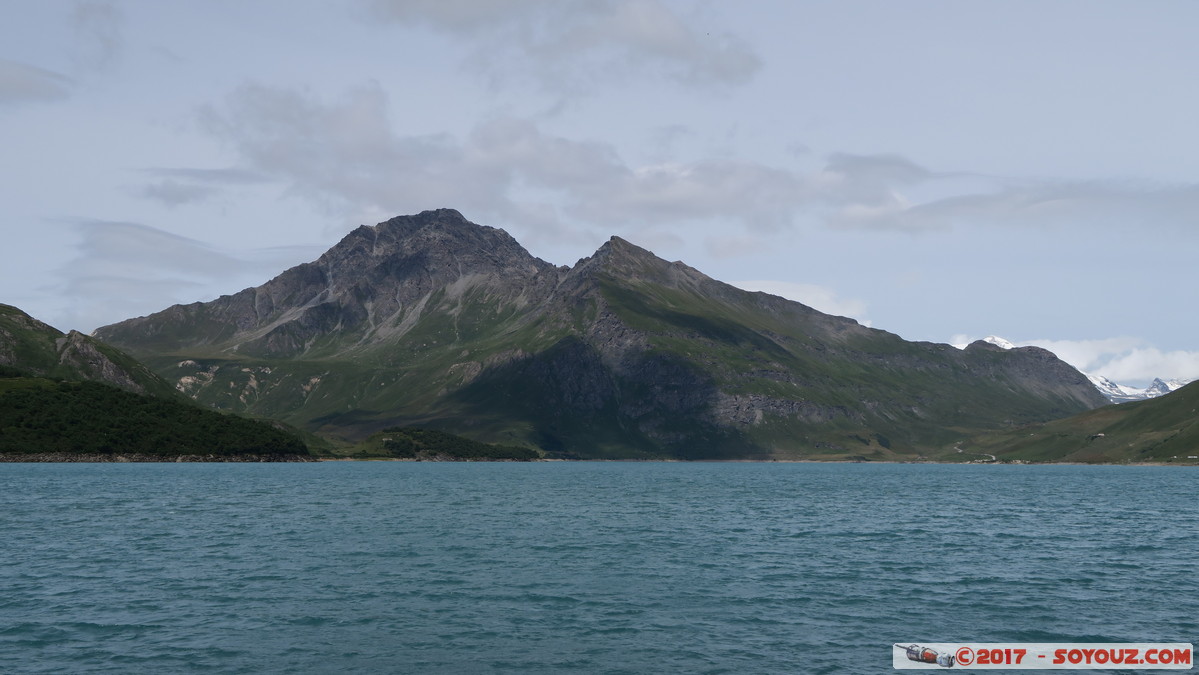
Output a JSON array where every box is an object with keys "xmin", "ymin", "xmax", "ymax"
[
  {"xmin": 0, "ymin": 369, "xmax": 311, "ymax": 460},
  {"xmin": 349, "ymin": 426, "xmax": 540, "ymax": 461},
  {"xmin": 952, "ymin": 380, "xmax": 1199, "ymax": 463}
]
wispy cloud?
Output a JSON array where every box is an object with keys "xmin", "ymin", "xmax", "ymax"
[
  {"xmin": 71, "ymin": 1, "xmax": 124, "ymax": 72},
  {"xmin": 822, "ymin": 155, "xmax": 1199, "ymax": 234},
  {"xmin": 197, "ymin": 83, "xmax": 806, "ymax": 240},
  {"xmin": 138, "ymin": 181, "xmax": 218, "ymax": 207},
  {"xmin": 56, "ymin": 219, "xmax": 322, "ymax": 332},
  {"xmin": 196, "ymin": 81, "xmax": 1199, "ymax": 261},
  {"xmin": 0, "ymin": 59, "xmax": 74, "ymax": 105},
  {"xmin": 134, "ymin": 167, "xmax": 274, "ymax": 207},
  {"xmin": 365, "ymin": 0, "xmax": 760, "ymax": 91}
]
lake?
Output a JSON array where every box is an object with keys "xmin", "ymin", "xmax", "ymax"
[{"xmin": 1, "ymin": 462, "xmax": 1195, "ymax": 673}]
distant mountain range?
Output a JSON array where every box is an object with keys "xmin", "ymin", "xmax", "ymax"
[
  {"xmin": 93, "ymin": 209, "xmax": 1108, "ymax": 459},
  {"xmin": 1086, "ymin": 374, "xmax": 1191, "ymax": 404},
  {"xmin": 963, "ymin": 335, "xmax": 1194, "ymax": 404}
]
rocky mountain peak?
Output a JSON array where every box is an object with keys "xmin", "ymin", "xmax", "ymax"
[
  {"xmin": 319, "ymin": 209, "xmax": 549, "ymax": 281},
  {"xmin": 575, "ymin": 235, "xmax": 711, "ymax": 292},
  {"xmin": 94, "ymin": 210, "xmax": 561, "ymax": 359}
]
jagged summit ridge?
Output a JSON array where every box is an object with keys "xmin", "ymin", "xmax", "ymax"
[{"xmin": 96, "ymin": 209, "xmax": 560, "ymax": 358}]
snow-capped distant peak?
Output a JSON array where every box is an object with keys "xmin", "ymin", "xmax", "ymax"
[
  {"xmin": 1087, "ymin": 374, "xmax": 1196, "ymax": 404},
  {"xmin": 950, "ymin": 335, "xmax": 1018, "ymax": 350},
  {"xmin": 1144, "ymin": 378, "xmax": 1189, "ymax": 397},
  {"xmin": 1087, "ymin": 374, "xmax": 1142, "ymax": 403},
  {"xmin": 948, "ymin": 332, "xmax": 1194, "ymax": 405},
  {"xmin": 982, "ymin": 335, "xmax": 1016, "ymax": 350}
]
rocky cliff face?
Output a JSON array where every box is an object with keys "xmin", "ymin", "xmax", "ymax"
[{"xmin": 94, "ymin": 210, "xmax": 1109, "ymax": 458}]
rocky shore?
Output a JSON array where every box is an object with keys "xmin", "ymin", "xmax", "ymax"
[{"xmin": 0, "ymin": 452, "xmax": 317, "ymax": 463}]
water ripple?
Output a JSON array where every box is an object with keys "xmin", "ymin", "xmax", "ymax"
[{"xmin": 1, "ymin": 462, "xmax": 1195, "ymax": 673}]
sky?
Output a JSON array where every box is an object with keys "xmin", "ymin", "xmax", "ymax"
[{"xmin": 2, "ymin": 0, "xmax": 1197, "ymax": 387}]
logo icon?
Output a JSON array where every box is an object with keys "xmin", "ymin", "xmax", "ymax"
[{"xmin": 903, "ymin": 644, "xmax": 956, "ymax": 668}]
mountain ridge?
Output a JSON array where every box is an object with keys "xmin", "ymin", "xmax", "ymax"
[
  {"xmin": 1, "ymin": 303, "xmax": 178, "ymax": 398},
  {"xmin": 959, "ymin": 335, "xmax": 1193, "ymax": 404},
  {"xmin": 94, "ymin": 209, "xmax": 1108, "ymax": 458}
]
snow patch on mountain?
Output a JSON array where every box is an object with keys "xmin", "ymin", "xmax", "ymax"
[
  {"xmin": 981, "ymin": 335, "xmax": 1016, "ymax": 350},
  {"xmin": 1087, "ymin": 375, "xmax": 1192, "ymax": 404}
]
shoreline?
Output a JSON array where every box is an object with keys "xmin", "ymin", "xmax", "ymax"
[
  {"xmin": 314, "ymin": 457, "xmax": 1195, "ymax": 467},
  {"xmin": 0, "ymin": 452, "xmax": 317, "ymax": 463},
  {"xmin": 0, "ymin": 453, "xmax": 1190, "ymax": 466}
]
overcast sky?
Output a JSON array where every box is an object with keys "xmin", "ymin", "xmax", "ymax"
[{"xmin": 2, "ymin": 1, "xmax": 1197, "ymax": 386}]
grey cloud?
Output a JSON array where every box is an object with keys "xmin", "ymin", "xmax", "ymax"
[
  {"xmin": 199, "ymin": 84, "xmax": 807, "ymax": 239},
  {"xmin": 574, "ymin": 159, "xmax": 806, "ymax": 231},
  {"xmin": 58, "ymin": 219, "xmax": 324, "ymax": 331},
  {"xmin": 806, "ymin": 152, "xmax": 1199, "ymax": 236},
  {"xmin": 71, "ymin": 1, "xmax": 124, "ymax": 71},
  {"xmin": 818, "ymin": 153, "xmax": 933, "ymax": 207},
  {"xmin": 368, "ymin": 0, "xmax": 558, "ymax": 32},
  {"xmin": 134, "ymin": 167, "xmax": 273, "ymax": 207},
  {"xmin": 466, "ymin": 117, "xmax": 628, "ymax": 191},
  {"xmin": 0, "ymin": 59, "xmax": 74, "ymax": 105},
  {"xmin": 200, "ymin": 82, "xmax": 1199, "ymax": 253},
  {"xmin": 65, "ymin": 275, "xmax": 211, "ymax": 333},
  {"xmin": 829, "ymin": 173, "xmax": 1199, "ymax": 234},
  {"xmin": 139, "ymin": 180, "xmax": 218, "ymax": 207},
  {"xmin": 145, "ymin": 167, "xmax": 272, "ymax": 184},
  {"xmin": 56, "ymin": 220, "xmax": 244, "ymax": 330},
  {"xmin": 68, "ymin": 220, "xmax": 246, "ymax": 277},
  {"xmin": 367, "ymin": 0, "xmax": 760, "ymax": 89},
  {"xmin": 200, "ymin": 83, "xmax": 477, "ymax": 213}
]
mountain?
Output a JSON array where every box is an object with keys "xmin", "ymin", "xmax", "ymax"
[
  {"xmin": 961, "ymin": 335, "xmax": 1193, "ymax": 404},
  {"xmin": 1144, "ymin": 377, "xmax": 1191, "ymax": 398},
  {"xmin": 95, "ymin": 209, "xmax": 1108, "ymax": 459},
  {"xmin": 979, "ymin": 335, "xmax": 1016, "ymax": 350},
  {"xmin": 954, "ymin": 380, "xmax": 1199, "ymax": 463},
  {"xmin": 1088, "ymin": 374, "xmax": 1193, "ymax": 404},
  {"xmin": 1, "ymin": 303, "xmax": 178, "ymax": 398},
  {"xmin": 1087, "ymin": 374, "xmax": 1146, "ymax": 403}
]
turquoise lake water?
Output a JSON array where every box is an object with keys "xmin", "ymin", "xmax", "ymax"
[{"xmin": 1, "ymin": 462, "xmax": 1196, "ymax": 674}]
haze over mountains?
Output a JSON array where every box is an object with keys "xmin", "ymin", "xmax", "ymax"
[{"xmin": 94, "ymin": 209, "xmax": 1109, "ymax": 459}]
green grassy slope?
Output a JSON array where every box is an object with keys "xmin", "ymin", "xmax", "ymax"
[
  {"xmin": 950, "ymin": 381, "xmax": 1199, "ymax": 463},
  {"xmin": 0, "ymin": 304, "xmax": 179, "ymax": 399},
  {"xmin": 592, "ymin": 271, "xmax": 1102, "ymax": 458}
]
